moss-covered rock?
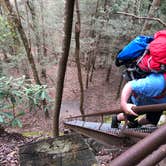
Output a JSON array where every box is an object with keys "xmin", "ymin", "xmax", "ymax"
[{"xmin": 19, "ymin": 133, "xmax": 98, "ymax": 166}]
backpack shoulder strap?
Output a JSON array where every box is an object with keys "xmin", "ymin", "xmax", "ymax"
[{"xmin": 136, "ymin": 45, "xmax": 149, "ymax": 65}]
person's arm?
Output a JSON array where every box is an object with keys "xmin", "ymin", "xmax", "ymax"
[{"xmin": 120, "ymin": 82, "xmax": 138, "ymax": 116}]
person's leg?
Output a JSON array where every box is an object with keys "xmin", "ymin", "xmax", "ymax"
[
  {"xmin": 127, "ymin": 114, "xmax": 142, "ymax": 128},
  {"xmin": 146, "ymin": 111, "xmax": 163, "ymax": 125},
  {"xmin": 137, "ymin": 115, "xmax": 150, "ymax": 125},
  {"xmin": 125, "ymin": 96, "xmax": 142, "ymax": 128},
  {"xmin": 111, "ymin": 113, "xmax": 125, "ymax": 128},
  {"xmin": 111, "ymin": 97, "xmax": 143, "ymax": 128},
  {"xmin": 112, "ymin": 113, "xmax": 142, "ymax": 128},
  {"xmin": 111, "ymin": 115, "xmax": 120, "ymax": 128}
]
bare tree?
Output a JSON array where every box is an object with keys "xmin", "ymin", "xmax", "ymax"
[
  {"xmin": 85, "ymin": 0, "xmax": 100, "ymax": 88},
  {"xmin": 103, "ymin": 0, "xmax": 108, "ymax": 11},
  {"xmin": 53, "ymin": 0, "xmax": 75, "ymax": 137},
  {"xmin": 13, "ymin": 0, "xmax": 31, "ymax": 80},
  {"xmin": 26, "ymin": 0, "xmax": 42, "ymax": 62},
  {"xmin": 105, "ymin": 62, "xmax": 112, "ymax": 82},
  {"xmin": 40, "ymin": 0, "xmax": 47, "ymax": 57},
  {"xmin": 116, "ymin": 11, "xmax": 166, "ymax": 27},
  {"xmin": 3, "ymin": 0, "xmax": 41, "ymax": 84},
  {"xmin": 75, "ymin": 0, "xmax": 85, "ymax": 118},
  {"xmin": 24, "ymin": 0, "xmax": 31, "ymax": 45},
  {"xmin": 3, "ymin": 0, "xmax": 49, "ymax": 118},
  {"xmin": 0, "ymin": 0, "xmax": 20, "ymax": 55},
  {"xmin": 141, "ymin": 0, "xmax": 161, "ymax": 33}
]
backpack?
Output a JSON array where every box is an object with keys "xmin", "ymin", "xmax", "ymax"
[
  {"xmin": 138, "ymin": 30, "xmax": 166, "ymax": 72},
  {"xmin": 116, "ymin": 30, "xmax": 166, "ymax": 80},
  {"xmin": 115, "ymin": 35, "xmax": 154, "ymax": 80},
  {"xmin": 116, "ymin": 35, "xmax": 153, "ymax": 66}
]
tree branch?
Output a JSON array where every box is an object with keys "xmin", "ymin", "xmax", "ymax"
[{"xmin": 116, "ymin": 12, "xmax": 166, "ymax": 27}]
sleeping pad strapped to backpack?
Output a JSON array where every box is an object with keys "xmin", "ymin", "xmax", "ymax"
[{"xmin": 115, "ymin": 30, "xmax": 166, "ymax": 80}]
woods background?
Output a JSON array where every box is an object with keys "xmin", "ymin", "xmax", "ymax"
[{"xmin": 0, "ymin": 0, "xmax": 165, "ymax": 135}]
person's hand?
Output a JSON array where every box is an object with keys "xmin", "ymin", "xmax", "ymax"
[
  {"xmin": 120, "ymin": 82, "xmax": 138, "ymax": 116},
  {"xmin": 122, "ymin": 103, "xmax": 138, "ymax": 116}
]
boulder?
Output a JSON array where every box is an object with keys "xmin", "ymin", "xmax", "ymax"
[{"xmin": 19, "ymin": 133, "xmax": 98, "ymax": 166}]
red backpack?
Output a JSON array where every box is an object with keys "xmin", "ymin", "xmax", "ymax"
[{"xmin": 138, "ymin": 30, "xmax": 166, "ymax": 72}]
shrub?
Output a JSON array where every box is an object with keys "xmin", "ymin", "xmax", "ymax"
[{"xmin": 0, "ymin": 76, "xmax": 51, "ymax": 128}]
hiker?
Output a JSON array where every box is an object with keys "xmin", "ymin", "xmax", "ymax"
[
  {"xmin": 112, "ymin": 30, "xmax": 166, "ymax": 128},
  {"xmin": 111, "ymin": 72, "xmax": 166, "ymax": 128}
]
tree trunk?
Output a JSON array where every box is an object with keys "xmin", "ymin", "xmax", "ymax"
[
  {"xmin": 103, "ymin": 0, "xmax": 108, "ymax": 11},
  {"xmin": 39, "ymin": 0, "xmax": 47, "ymax": 84},
  {"xmin": 105, "ymin": 62, "xmax": 112, "ymax": 82},
  {"xmin": 40, "ymin": 0, "xmax": 47, "ymax": 57},
  {"xmin": 0, "ymin": 5, "xmax": 2, "ymax": 14},
  {"xmin": 53, "ymin": 0, "xmax": 75, "ymax": 137},
  {"xmin": 26, "ymin": 0, "xmax": 42, "ymax": 62},
  {"xmin": 2, "ymin": 49, "xmax": 9, "ymax": 62},
  {"xmin": 0, "ymin": 1, "xmax": 20, "ymax": 55},
  {"xmin": 89, "ymin": 0, "xmax": 100, "ymax": 38},
  {"xmin": 3, "ymin": 0, "xmax": 49, "ymax": 118},
  {"xmin": 89, "ymin": 49, "xmax": 96, "ymax": 82},
  {"xmin": 75, "ymin": 0, "xmax": 85, "ymax": 119},
  {"xmin": 14, "ymin": 0, "xmax": 31, "ymax": 80},
  {"xmin": 116, "ymin": 75, "xmax": 126, "ymax": 100},
  {"xmin": 89, "ymin": 35, "xmax": 100, "ymax": 82},
  {"xmin": 141, "ymin": 0, "xmax": 160, "ymax": 34},
  {"xmin": 85, "ymin": 53, "xmax": 91, "ymax": 89},
  {"xmin": 0, "ymin": 60, "xmax": 3, "ymax": 77},
  {"xmin": 86, "ymin": 0, "xmax": 100, "ymax": 86},
  {"xmin": 3, "ymin": 0, "xmax": 41, "ymax": 85},
  {"xmin": 24, "ymin": 0, "xmax": 31, "ymax": 45}
]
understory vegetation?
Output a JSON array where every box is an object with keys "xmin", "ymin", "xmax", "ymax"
[{"xmin": 0, "ymin": 0, "xmax": 165, "ymax": 133}]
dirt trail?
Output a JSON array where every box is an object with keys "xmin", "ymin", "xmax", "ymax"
[{"xmin": 6, "ymin": 65, "xmax": 121, "ymax": 135}]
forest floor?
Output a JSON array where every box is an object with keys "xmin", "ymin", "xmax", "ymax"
[
  {"xmin": 10, "ymin": 63, "xmax": 122, "ymax": 135},
  {"xmin": 0, "ymin": 63, "xmax": 125, "ymax": 165}
]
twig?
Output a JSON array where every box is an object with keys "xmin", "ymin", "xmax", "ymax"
[{"xmin": 116, "ymin": 12, "xmax": 166, "ymax": 27}]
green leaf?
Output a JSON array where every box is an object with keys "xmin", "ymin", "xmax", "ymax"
[
  {"xmin": 41, "ymin": 91, "xmax": 46, "ymax": 100},
  {"xmin": 0, "ymin": 115, "xmax": 4, "ymax": 123},
  {"xmin": 0, "ymin": 112, "xmax": 14, "ymax": 119},
  {"xmin": 11, "ymin": 119, "xmax": 22, "ymax": 128},
  {"xmin": 0, "ymin": 91, "xmax": 6, "ymax": 99},
  {"xmin": 0, "ymin": 104, "xmax": 14, "ymax": 110},
  {"xmin": 16, "ymin": 111, "xmax": 25, "ymax": 117},
  {"xmin": 0, "ymin": 76, "xmax": 50, "ymax": 127}
]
